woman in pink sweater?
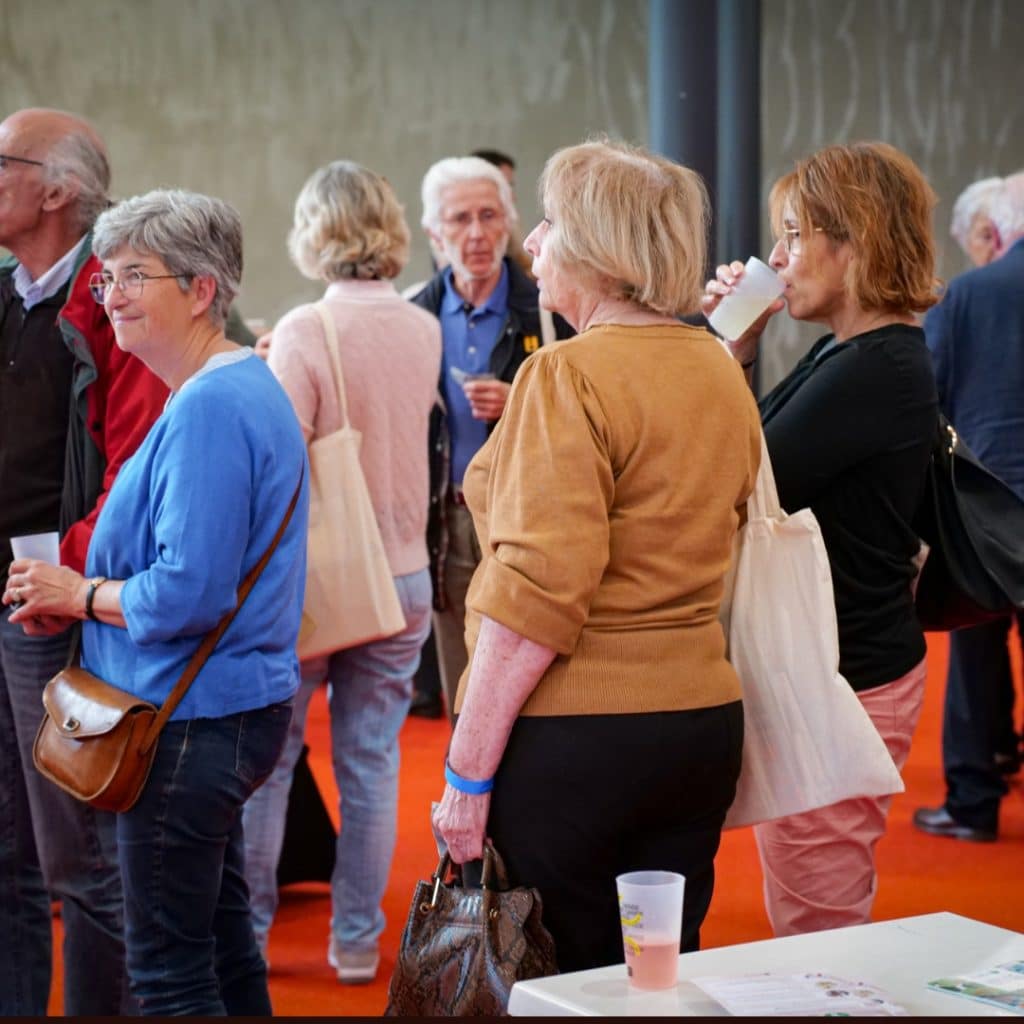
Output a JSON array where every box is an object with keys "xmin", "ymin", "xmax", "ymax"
[{"xmin": 241, "ymin": 162, "xmax": 441, "ymax": 984}]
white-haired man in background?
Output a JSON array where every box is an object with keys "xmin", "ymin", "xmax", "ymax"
[
  {"xmin": 409, "ymin": 156, "xmax": 571, "ymax": 720},
  {"xmin": 949, "ymin": 175, "xmax": 1004, "ymax": 268},
  {"xmin": 915, "ymin": 171, "xmax": 1024, "ymax": 842}
]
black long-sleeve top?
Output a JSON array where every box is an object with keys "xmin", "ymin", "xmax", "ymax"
[{"xmin": 759, "ymin": 324, "xmax": 938, "ymax": 691}]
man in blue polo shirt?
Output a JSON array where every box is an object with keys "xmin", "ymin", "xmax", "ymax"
[{"xmin": 410, "ymin": 155, "xmax": 570, "ymax": 720}]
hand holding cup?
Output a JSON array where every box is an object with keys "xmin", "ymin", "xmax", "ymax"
[{"xmin": 702, "ymin": 257, "xmax": 786, "ymax": 367}]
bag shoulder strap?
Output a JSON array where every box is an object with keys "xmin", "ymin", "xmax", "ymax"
[
  {"xmin": 312, "ymin": 301, "xmax": 351, "ymax": 429},
  {"xmin": 140, "ymin": 469, "xmax": 304, "ymax": 752},
  {"xmin": 748, "ymin": 429, "xmax": 783, "ymax": 521},
  {"xmin": 539, "ymin": 306, "xmax": 556, "ymax": 346}
]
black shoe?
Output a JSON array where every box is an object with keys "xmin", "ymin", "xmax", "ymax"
[
  {"xmin": 912, "ymin": 806, "xmax": 996, "ymax": 843},
  {"xmin": 408, "ymin": 690, "xmax": 444, "ymax": 719}
]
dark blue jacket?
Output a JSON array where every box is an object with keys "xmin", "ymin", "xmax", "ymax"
[
  {"xmin": 410, "ymin": 257, "xmax": 572, "ymax": 609},
  {"xmin": 924, "ymin": 238, "xmax": 1024, "ymax": 497}
]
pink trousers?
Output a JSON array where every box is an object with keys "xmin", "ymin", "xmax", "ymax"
[{"xmin": 753, "ymin": 657, "xmax": 928, "ymax": 936}]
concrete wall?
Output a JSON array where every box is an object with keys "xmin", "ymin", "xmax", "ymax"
[
  {"xmin": 0, "ymin": 0, "xmax": 647, "ymax": 324},
  {"xmin": 4, "ymin": 0, "xmax": 1023, "ymax": 385},
  {"xmin": 758, "ymin": 0, "xmax": 1024, "ymax": 386}
]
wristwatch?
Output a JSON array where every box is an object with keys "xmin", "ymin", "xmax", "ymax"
[{"xmin": 84, "ymin": 577, "xmax": 108, "ymax": 621}]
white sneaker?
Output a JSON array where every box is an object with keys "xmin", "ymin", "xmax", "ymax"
[{"xmin": 327, "ymin": 936, "xmax": 379, "ymax": 985}]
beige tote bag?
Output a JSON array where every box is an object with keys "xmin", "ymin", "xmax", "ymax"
[
  {"xmin": 296, "ymin": 303, "xmax": 406, "ymax": 660},
  {"xmin": 720, "ymin": 430, "xmax": 904, "ymax": 829}
]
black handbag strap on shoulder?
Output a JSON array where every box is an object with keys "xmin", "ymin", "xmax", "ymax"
[{"xmin": 139, "ymin": 468, "xmax": 304, "ymax": 753}]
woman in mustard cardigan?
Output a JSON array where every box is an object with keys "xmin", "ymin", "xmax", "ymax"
[{"xmin": 432, "ymin": 139, "xmax": 762, "ymax": 972}]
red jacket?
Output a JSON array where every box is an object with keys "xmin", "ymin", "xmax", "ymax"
[{"xmin": 56, "ymin": 243, "xmax": 169, "ymax": 571}]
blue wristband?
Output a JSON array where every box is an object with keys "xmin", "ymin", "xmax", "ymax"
[{"xmin": 444, "ymin": 759, "xmax": 494, "ymax": 795}]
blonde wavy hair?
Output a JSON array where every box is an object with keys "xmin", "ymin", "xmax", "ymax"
[
  {"xmin": 288, "ymin": 161, "xmax": 410, "ymax": 282},
  {"xmin": 538, "ymin": 139, "xmax": 709, "ymax": 316}
]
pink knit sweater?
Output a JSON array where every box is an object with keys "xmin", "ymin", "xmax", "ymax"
[{"xmin": 268, "ymin": 279, "xmax": 441, "ymax": 577}]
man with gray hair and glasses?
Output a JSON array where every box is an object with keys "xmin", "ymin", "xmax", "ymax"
[
  {"xmin": 409, "ymin": 156, "xmax": 571, "ymax": 721},
  {"xmin": 0, "ymin": 107, "xmax": 167, "ymax": 1014}
]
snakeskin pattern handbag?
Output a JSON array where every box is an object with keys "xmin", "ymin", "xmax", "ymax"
[{"xmin": 384, "ymin": 842, "xmax": 558, "ymax": 1016}]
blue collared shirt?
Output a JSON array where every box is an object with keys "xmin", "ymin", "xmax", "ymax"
[{"xmin": 439, "ymin": 265, "xmax": 509, "ymax": 484}]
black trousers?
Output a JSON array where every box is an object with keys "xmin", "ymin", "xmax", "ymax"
[
  {"xmin": 943, "ymin": 611, "xmax": 1022, "ymax": 830},
  {"xmin": 483, "ymin": 702, "xmax": 743, "ymax": 974}
]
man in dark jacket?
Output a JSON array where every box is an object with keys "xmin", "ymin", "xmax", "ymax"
[
  {"xmin": 914, "ymin": 171, "xmax": 1024, "ymax": 843},
  {"xmin": 409, "ymin": 156, "xmax": 570, "ymax": 720},
  {"xmin": 0, "ymin": 107, "xmax": 168, "ymax": 1014}
]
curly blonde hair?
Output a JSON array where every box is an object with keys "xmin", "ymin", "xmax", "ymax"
[{"xmin": 288, "ymin": 161, "xmax": 410, "ymax": 282}]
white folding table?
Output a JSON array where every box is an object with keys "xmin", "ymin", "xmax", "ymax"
[{"xmin": 509, "ymin": 911, "xmax": 1024, "ymax": 1016}]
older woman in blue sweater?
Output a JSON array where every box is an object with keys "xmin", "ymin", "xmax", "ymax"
[{"xmin": 3, "ymin": 190, "xmax": 308, "ymax": 1015}]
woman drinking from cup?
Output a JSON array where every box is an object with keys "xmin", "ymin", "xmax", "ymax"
[
  {"xmin": 432, "ymin": 139, "xmax": 761, "ymax": 973},
  {"xmin": 703, "ymin": 141, "xmax": 940, "ymax": 937}
]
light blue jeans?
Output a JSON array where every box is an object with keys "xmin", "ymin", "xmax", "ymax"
[
  {"xmin": 0, "ymin": 610, "xmax": 130, "ymax": 1015},
  {"xmin": 242, "ymin": 569, "xmax": 432, "ymax": 955}
]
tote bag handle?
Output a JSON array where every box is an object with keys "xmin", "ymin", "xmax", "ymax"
[
  {"xmin": 748, "ymin": 430, "xmax": 783, "ymax": 521},
  {"xmin": 313, "ymin": 302, "xmax": 352, "ymax": 430}
]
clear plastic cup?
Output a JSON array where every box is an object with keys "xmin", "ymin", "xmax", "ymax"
[
  {"xmin": 616, "ymin": 870, "xmax": 685, "ymax": 990},
  {"xmin": 707, "ymin": 256, "xmax": 784, "ymax": 342},
  {"xmin": 10, "ymin": 531, "xmax": 60, "ymax": 564}
]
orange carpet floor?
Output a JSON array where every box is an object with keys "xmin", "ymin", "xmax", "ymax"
[{"xmin": 50, "ymin": 631, "xmax": 1024, "ymax": 1016}]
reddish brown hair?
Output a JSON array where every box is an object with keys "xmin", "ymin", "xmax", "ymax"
[{"xmin": 770, "ymin": 141, "xmax": 940, "ymax": 314}]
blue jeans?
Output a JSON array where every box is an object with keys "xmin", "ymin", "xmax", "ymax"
[
  {"xmin": 0, "ymin": 609, "xmax": 129, "ymax": 1015},
  {"xmin": 118, "ymin": 700, "xmax": 293, "ymax": 1016},
  {"xmin": 242, "ymin": 569, "xmax": 432, "ymax": 954}
]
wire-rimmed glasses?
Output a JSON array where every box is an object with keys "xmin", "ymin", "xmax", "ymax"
[
  {"xmin": 778, "ymin": 226, "xmax": 826, "ymax": 256},
  {"xmin": 0, "ymin": 153, "xmax": 45, "ymax": 172},
  {"xmin": 88, "ymin": 269, "xmax": 189, "ymax": 304}
]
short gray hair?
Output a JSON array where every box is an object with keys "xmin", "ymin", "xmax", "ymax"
[
  {"xmin": 988, "ymin": 171, "xmax": 1024, "ymax": 246},
  {"xmin": 44, "ymin": 130, "xmax": 111, "ymax": 233},
  {"xmin": 949, "ymin": 176, "xmax": 1003, "ymax": 252},
  {"xmin": 420, "ymin": 156, "xmax": 517, "ymax": 235},
  {"xmin": 92, "ymin": 189, "xmax": 242, "ymax": 327}
]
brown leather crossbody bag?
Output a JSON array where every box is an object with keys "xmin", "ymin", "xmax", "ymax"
[{"xmin": 32, "ymin": 474, "xmax": 302, "ymax": 813}]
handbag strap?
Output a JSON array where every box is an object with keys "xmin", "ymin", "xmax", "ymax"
[
  {"xmin": 139, "ymin": 469, "xmax": 304, "ymax": 753},
  {"xmin": 313, "ymin": 301, "xmax": 351, "ymax": 430},
  {"xmin": 748, "ymin": 429, "xmax": 783, "ymax": 521}
]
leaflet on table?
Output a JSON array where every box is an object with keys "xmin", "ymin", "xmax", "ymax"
[
  {"xmin": 927, "ymin": 959, "xmax": 1024, "ymax": 1013},
  {"xmin": 690, "ymin": 971, "xmax": 908, "ymax": 1016}
]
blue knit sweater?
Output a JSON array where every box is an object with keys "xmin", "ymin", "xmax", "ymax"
[{"xmin": 83, "ymin": 352, "xmax": 309, "ymax": 720}]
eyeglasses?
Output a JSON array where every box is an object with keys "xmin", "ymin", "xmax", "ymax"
[
  {"xmin": 441, "ymin": 208, "xmax": 506, "ymax": 232},
  {"xmin": 778, "ymin": 226, "xmax": 825, "ymax": 256},
  {"xmin": 88, "ymin": 269, "xmax": 190, "ymax": 304},
  {"xmin": 0, "ymin": 153, "xmax": 45, "ymax": 172}
]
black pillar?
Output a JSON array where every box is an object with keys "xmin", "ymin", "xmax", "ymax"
[
  {"xmin": 716, "ymin": 0, "xmax": 762, "ymax": 268},
  {"xmin": 648, "ymin": 0, "xmax": 718, "ymax": 266},
  {"xmin": 716, "ymin": 0, "xmax": 762, "ymax": 389}
]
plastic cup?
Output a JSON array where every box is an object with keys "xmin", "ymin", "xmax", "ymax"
[
  {"xmin": 616, "ymin": 870, "xmax": 685, "ymax": 990},
  {"xmin": 10, "ymin": 531, "xmax": 60, "ymax": 564},
  {"xmin": 707, "ymin": 256, "xmax": 784, "ymax": 342}
]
